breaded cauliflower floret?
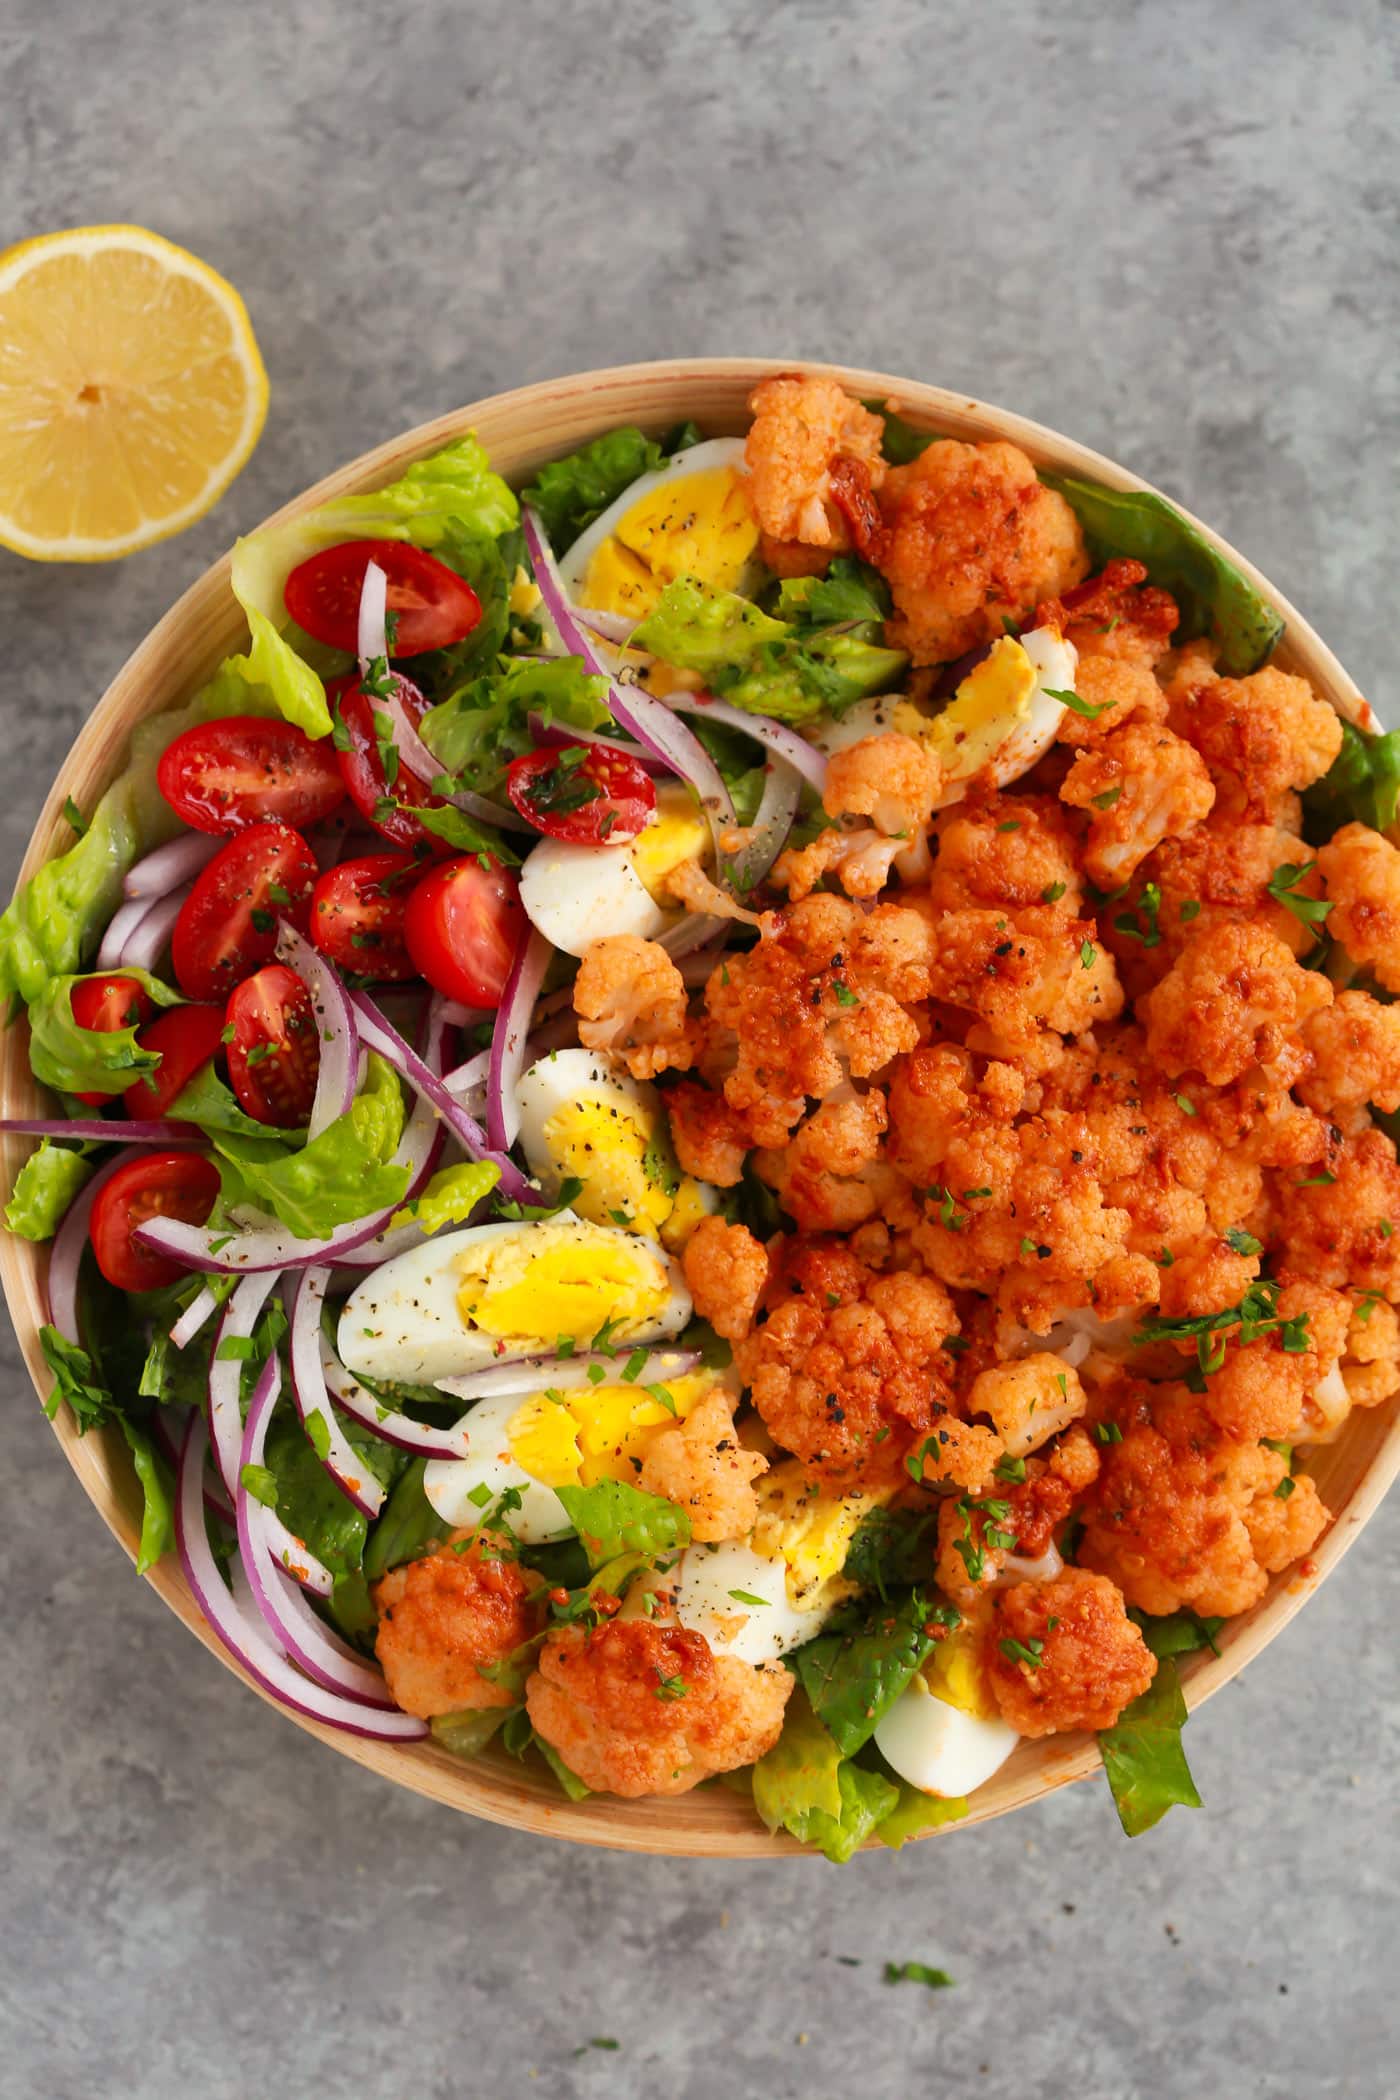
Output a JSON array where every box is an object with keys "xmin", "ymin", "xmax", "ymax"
[
  {"xmin": 986, "ymin": 1569, "xmax": 1157, "ymax": 1737},
  {"xmin": 744, "ymin": 374, "xmax": 886, "ymax": 548},
  {"xmin": 928, "ymin": 904, "xmax": 1123, "ymax": 1057},
  {"xmin": 968, "ymin": 1353, "xmax": 1088, "ymax": 1457},
  {"xmin": 666, "ymin": 1082, "xmax": 751, "ymax": 1188},
  {"xmin": 754, "ymin": 1089, "xmax": 894, "ymax": 1231},
  {"xmin": 887, "ymin": 1043, "xmax": 1024, "ymax": 1192},
  {"xmin": 928, "ymin": 792, "xmax": 1084, "ymax": 916},
  {"xmin": 1202, "ymin": 1276, "xmax": 1352, "ymax": 1443},
  {"xmin": 1143, "ymin": 819, "xmax": 1322, "ymax": 967},
  {"xmin": 1170, "ymin": 666, "xmax": 1343, "ymax": 817},
  {"xmin": 1060, "ymin": 721, "xmax": 1215, "ymax": 888},
  {"xmin": 1079, "ymin": 1389, "xmax": 1328, "ymax": 1617},
  {"xmin": 1141, "ymin": 921, "xmax": 1332, "ymax": 1086},
  {"xmin": 637, "ymin": 1388, "xmax": 767, "ymax": 1542},
  {"xmin": 1298, "ymin": 990, "xmax": 1400, "ymax": 1122},
  {"xmin": 823, "ymin": 731, "xmax": 942, "ymax": 838},
  {"xmin": 934, "ymin": 1426, "xmax": 1099, "ymax": 1603},
  {"xmin": 1036, "ymin": 558, "xmax": 1181, "ymax": 671},
  {"xmin": 876, "ymin": 439, "xmax": 1088, "ymax": 666},
  {"xmin": 525, "ymin": 1621, "xmax": 792, "ymax": 1797},
  {"xmin": 681, "ymin": 1214, "xmax": 768, "ymax": 1341},
  {"xmin": 736, "ymin": 1237, "xmax": 960, "ymax": 1490},
  {"xmin": 373, "ymin": 1535, "xmax": 541, "ymax": 1718},
  {"xmin": 1054, "ymin": 654, "xmax": 1169, "ymax": 750},
  {"xmin": 574, "ymin": 934, "xmax": 692, "ymax": 1079},
  {"xmin": 1317, "ymin": 822, "xmax": 1400, "ymax": 996},
  {"xmin": 1271, "ymin": 1126, "xmax": 1400, "ymax": 1297}
]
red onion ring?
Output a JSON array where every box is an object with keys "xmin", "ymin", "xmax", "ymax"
[
  {"xmin": 175, "ymin": 1412, "xmax": 425, "ymax": 1740},
  {"xmin": 487, "ymin": 928, "xmax": 552, "ymax": 1152},
  {"xmin": 207, "ymin": 1271, "xmax": 280, "ymax": 1499},
  {"xmin": 661, "ymin": 689, "xmax": 828, "ymax": 797},
  {"xmin": 724, "ymin": 754, "xmax": 803, "ymax": 892},
  {"xmin": 357, "ymin": 557, "xmax": 389, "ymax": 664},
  {"xmin": 435, "ymin": 1345, "xmax": 700, "ymax": 1406},
  {"xmin": 348, "ymin": 990, "xmax": 533, "ymax": 1205},
  {"xmin": 97, "ymin": 895, "xmax": 160, "ymax": 970},
  {"xmin": 150, "ymin": 1404, "xmax": 233, "ymax": 1523},
  {"xmin": 119, "ymin": 883, "xmax": 193, "ymax": 971},
  {"xmin": 274, "ymin": 921, "xmax": 358, "ymax": 1141},
  {"xmin": 123, "ymin": 832, "xmax": 221, "ymax": 899},
  {"xmin": 45, "ymin": 1149, "xmax": 139, "ymax": 1342},
  {"xmin": 524, "ymin": 711, "xmax": 667, "ymax": 775},
  {"xmin": 170, "ymin": 1283, "xmax": 221, "ymax": 1350},
  {"xmin": 2, "ymin": 1117, "xmax": 201, "ymax": 1143},
  {"xmin": 321, "ymin": 1344, "xmax": 469, "ymax": 1458},
  {"xmin": 569, "ymin": 604, "xmax": 638, "ymax": 645},
  {"xmin": 288, "ymin": 1268, "xmax": 385, "ymax": 1519}
]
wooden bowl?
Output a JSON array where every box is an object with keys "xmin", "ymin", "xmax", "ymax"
[{"xmin": 3, "ymin": 359, "xmax": 1396, "ymax": 1856}]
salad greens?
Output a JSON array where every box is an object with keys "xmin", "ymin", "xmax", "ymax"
[
  {"xmin": 631, "ymin": 577, "xmax": 907, "ymax": 725},
  {"xmin": 363, "ymin": 1457, "xmax": 451, "ymax": 1582},
  {"xmin": 1043, "ymin": 474, "xmax": 1284, "ymax": 676},
  {"xmin": 792, "ymin": 1590, "xmax": 946, "ymax": 1756},
  {"xmin": 27, "ymin": 967, "xmax": 183, "ymax": 1097},
  {"xmin": 752, "ymin": 1692, "xmax": 899, "ymax": 1864},
  {"xmin": 5, "ymin": 1140, "xmax": 93, "ymax": 1240},
  {"xmin": 389, "ymin": 1159, "xmax": 501, "ymax": 1234},
  {"xmin": 420, "ymin": 655, "xmax": 612, "ymax": 801},
  {"xmin": 553, "ymin": 1479, "xmax": 691, "ymax": 1568},
  {"xmin": 522, "ymin": 424, "xmax": 694, "ymax": 553},
  {"xmin": 211, "ymin": 1053, "xmax": 409, "ymax": 1238},
  {"xmin": 1303, "ymin": 719, "xmax": 1400, "ymax": 840},
  {"xmin": 1097, "ymin": 1658, "xmax": 1201, "ymax": 1836}
]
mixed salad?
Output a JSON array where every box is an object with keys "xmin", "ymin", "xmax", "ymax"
[{"xmin": 6, "ymin": 374, "xmax": 1399, "ymax": 1861}]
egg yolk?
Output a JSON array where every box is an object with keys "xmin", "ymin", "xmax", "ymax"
[
  {"xmin": 750, "ymin": 1459, "xmax": 888, "ymax": 1608},
  {"xmin": 923, "ymin": 1626, "xmax": 999, "ymax": 1722},
  {"xmin": 455, "ymin": 1230, "xmax": 670, "ymax": 1350},
  {"xmin": 581, "ymin": 466, "xmax": 760, "ymax": 619},
  {"xmin": 894, "ymin": 635, "xmax": 1037, "ymax": 779},
  {"xmin": 629, "ymin": 792, "xmax": 712, "ymax": 901},
  {"xmin": 505, "ymin": 1371, "xmax": 713, "ymax": 1487},
  {"xmin": 659, "ymin": 1177, "xmax": 715, "ymax": 1254},
  {"xmin": 537, "ymin": 1095, "xmax": 674, "ymax": 1238}
]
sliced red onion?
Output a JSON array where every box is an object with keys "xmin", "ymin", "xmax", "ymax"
[
  {"xmin": 45, "ymin": 1149, "xmax": 139, "ymax": 1342},
  {"xmin": 724, "ymin": 755, "xmax": 803, "ymax": 892},
  {"xmin": 288, "ymin": 1269, "xmax": 385, "ymax": 1519},
  {"xmin": 569, "ymin": 604, "xmax": 638, "ymax": 645},
  {"xmin": 435, "ymin": 1346, "xmax": 701, "ymax": 1406},
  {"xmin": 521, "ymin": 505, "xmax": 736, "ymax": 834},
  {"xmin": 674, "ymin": 945, "xmax": 728, "ymax": 987},
  {"xmin": 662, "ymin": 689, "xmax": 829, "ymax": 796},
  {"xmin": 98, "ymin": 895, "xmax": 159, "ymax": 969},
  {"xmin": 175, "ymin": 1412, "xmax": 425, "ymax": 1740},
  {"xmin": 487, "ymin": 928, "xmax": 552, "ymax": 1152},
  {"xmin": 322, "ymin": 1345, "xmax": 469, "ymax": 1458},
  {"xmin": 170, "ymin": 1283, "xmax": 221, "ymax": 1350},
  {"xmin": 275, "ymin": 921, "xmax": 358, "ymax": 1141},
  {"xmin": 123, "ymin": 832, "xmax": 221, "ymax": 900},
  {"xmin": 357, "ymin": 557, "xmax": 389, "ymax": 664},
  {"xmin": 2, "ymin": 1117, "xmax": 200, "ymax": 1143},
  {"xmin": 120, "ymin": 883, "xmax": 193, "ymax": 971},
  {"xmin": 151, "ymin": 1404, "xmax": 233, "ymax": 1522},
  {"xmin": 236, "ymin": 1343, "xmax": 392, "ymax": 1700},
  {"xmin": 376, "ymin": 682, "xmax": 533, "ymax": 836},
  {"xmin": 349, "ymin": 989, "xmax": 533, "ymax": 1204},
  {"xmin": 437, "ymin": 1000, "xmax": 491, "ymax": 1031},
  {"xmin": 657, "ymin": 912, "xmax": 729, "ymax": 960},
  {"xmin": 264, "ymin": 1518, "xmax": 335, "ymax": 1596},
  {"xmin": 525, "ymin": 712, "xmax": 667, "ymax": 774},
  {"xmin": 207, "ymin": 1271, "xmax": 280, "ymax": 1499},
  {"xmin": 442, "ymin": 1048, "xmax": 491, "ymax": 1098}
]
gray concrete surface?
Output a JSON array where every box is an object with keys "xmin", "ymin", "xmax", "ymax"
[{"xmin": 3, "ymin": 1, "xmax": 1398, "ymax": 2094}]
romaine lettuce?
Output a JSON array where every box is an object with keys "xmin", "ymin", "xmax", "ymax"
[
  {"xmin": 4, "ymin": 1140, "xmax": 93, "ymax": 1240},
  {"xmin": 751, "ymin": 1693, "xmax": 899, "ymax": 1863},
  {"xmin": 389, "ymin": 1159, "xmax": 500, "ymax": 1234},
  {"xmin": 363, "ymin": 1456, "xmax": 451, "ymax": 1581},
  {"xmin": 553, "ymin": 1479, "xmax": 691, "ymax": 1568},
  {"xmin": 26, "ymin": 967, "xmax": 183, "ymax": 1097},
  {"xmin": 875, "ymin": 1783, "xmax": 969, "ymax": 1849},
  {"xmin": 1097, "ymin": 1657, "xmax": 1201, "ymax": 1836},
  {"xmin": 212, "ymin": 1052, "xmax": 409, "ymax": 1238}
]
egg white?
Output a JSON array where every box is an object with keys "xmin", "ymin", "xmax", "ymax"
[
  {"xmin": 517, "ymin": 784, "xmax": 708, "ymax": 956},
  {"xmin": 421, "ymin": 1387, "xmax": 574, "ymax": 1543},
  {"xmin": 558, "ymin": 437, "xmax": 751, "ymax": 608},
  {"xmin": 873, "ymin": 1673, "xmax": 1020, "ymax": 1797},
  {"xmin": 664, "ymin": 1540, "xmax": 842, "ymax": 1667}
]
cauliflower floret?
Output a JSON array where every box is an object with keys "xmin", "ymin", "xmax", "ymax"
[
  {"xmin": 876, "ymin": 439, "xmax": 1088, "ymax": 666},
  {"xmin": 986, "ymin": 1569, "xmax": 1157, "ymax": 1737},
  {"xmin": 754, "ymin": 1089, "xmax": 894, "ymax": 1231},
  {"xmin": 1271, "ymin": 1126, "xmax": 1400, "ymax": 1297},
  {"xmin": 887, "ymin": 1043, "xmax": 1024, "ymax": 1191},
  {"xmin": 665, "ymin": 1081, "xmax": 751, "ymax": 1188},
  {"xmin": 1143, "ymin": 819, "xmax": 1322, "ymax": 967},
  {"xmin": 928, "ymin": 904, "xmax": 1123, "ymax": 1057},
  {"xmin": 735, "ymin": 1237, "xmax": 960, "ymax": 1490},
  {"xmin": 1170, "ymin": 666, "xmax": 1343, "ymax": 817},
  {"xmin": 934, "ymin": 1426, "xmax": 1098, "ymax": 1603},
  {"xmin": 1202, "ymin": 1276, "xmax": 1352, "ymax": 1443},
  {"xmin": 1298, "ymin": 990, "xmax": 1400, "ymax": 1122},
  {"xmin": 744, "ymin": 374, "xmax": 886, "ymax": 548},
  {"xmin": 1036, "ymin": 558, "xmax": 1181, "ymax": 671},
  {"xmin": 771, "ymin": 825, "xmax": 904, "ymax": 901},
  {"xmin": 823, "ymin": 732, "xmax": 941, "ymax": 838},
  {"xmin": 573, "ymin": 934, "xmax": 693, "ymax": 1079},
  {"xmin": 373, "ymin": 1535, "xmax": 541, "ymax": 1719},
  {"xmin": 525, "ymin": 1620, "xmax": 792, "ymax": 1797},
  {"xmin": 1079, "ymin": 1389, "xmax": 1328, "ymax": 1617},
  {"xmin": 1059, "ymin": 721, "xmax": 1215, "ymax": 888},
  {"xmin": 968, "ymin": 1353, "xmax": 1088, "ymax": 1457},
  {"xmin": 1341, "ymin": 1296, "xmax": 1400, "ymax": 1413},
  {"xmin": 928, "ymin": 792, "xmax": 1084, "ymax": 916},
  {"xmin": 681, "ymin": 1214, "xmax": 768, "ymax": 1341},
  {"xmin": 1317, "ymin": 822, "xmax": 1400, "ymax": 996},
  {"xmin": 1141, "ymin": 921, "xmax": 1332, "ymax": 1086},
  {"xmin": 637, "ymin": 1387, "xmax": 768, "ymax": 1542},
  {"xmin": 1054, "ymin": 654, "xmax": 1169, "ymax": 749}
]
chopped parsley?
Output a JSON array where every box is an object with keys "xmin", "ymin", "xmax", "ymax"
[
  {"xmin": 1225, "ymin": 1227, "xmax": 1262, "ymax": 1257},
  {"xmin": 883, "ymin": 1961, "xmax": 955, "ymax": 1991},
  {"xmin": 1080, "ymin": 940, "xmax": 1097, "ymax": 970},
  {"xmin": 999, "ymin": 1635, "xmax": 1045, "ymax": 1671},
  {"xmin": 1045, "ymin": 686, "xmax": 1112, "ymax": 721},
  {"xmin": 1113, "ymin": 881, "xmax": 1163, "ymax": 949},
  {"xmin": 1041, "ymin": 880, "xmax": 1067, "ymax": 904},
  {"xmin": 62, "ymin": 795, "xmax": 88, "ymax": 836},
  {"xmin": 1091, "ymin": 784, "xmax": 1124, "ymax": 809},
  {"xmin": 1267, "ymin": 861, "xmax": 1334, "ymax": 929},
  {"xmin": 654, "ymin": 1672, "xmax": 688, "ymax": 1701}
]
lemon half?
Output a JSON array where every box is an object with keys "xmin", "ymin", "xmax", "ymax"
[{"xmin": 0, "ymin": 225, "xmax": 268, "ymax": 561}]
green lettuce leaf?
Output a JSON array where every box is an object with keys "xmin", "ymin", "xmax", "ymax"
[
  {"xmin": 5, "ymin": 1140, "xmax": 93, "ymax": 1240},
  {"xmin": 876, "ymin": 1783, "xmax": 969, "ymax": 1849},
  {"xmin": 26, "ymin": 967, "xmax": 183, "ymax": 1096},
  {"xmin": 167, "ymin": 1060, "xmax": 303, "ymax": 1142},
  {"xmin": 553, "ymin": 1479, "xmax": 691, "ymax": 1569},
  {"xmin": 522, "ymin": 426, "xmax": 667, "ymax": 553},
  {"xmin": 39, "ymin": 1309, "xmax": 173, "ymax": 1572},
  {"xmin": 213, "ymin": 1052, "xmax": 409, "ymax": 1238},
  {"xmin": 686, "ymin": 715, "xmax": 767, "ymax": 826},
  {"xmin": 1135, "ymin": 1609, "xmax": 1224, "ymax": 1660},
  {"xmin": 1097, "ymin": 1657, "xmax": 1202, "ymax": 1836},
  {"xmin": 842, "ymin": 1505, "xmax": 938, "ymax": 1599},
  {"xmin": 1043, "ymin": 475, "xmax": 1284, "ymax": 676},
  {"xmin": 363, "ymin": 1456, "xmax": 451, "ymax": 1581},
  {"xmin": 792, "ymin": 1589, "xmax": 944, "ymax": 1756},
  {"xmin": 39, "ymin": 1324, "xmax": 113, "ymax": 1431},
  {"xmin": 431, "ymin": 1708, "xmax": 509, "ymax": 1759},
  {"xmin": 389, "ymin": 1159, "xmax": 500, "ymax": 1234},
  {"xmin": 775, "ymin": 556, "xmax": 891, "ymax": 627},
  {"xmin": 406, "ymin": 801, "xmax": 520, "ymax": 864},
  {"xmin": 631, "ymin": 577, "xmax": 906, "ymax": 725},
  {"xmin": 420, "ymin": 655, "xmax": 612, "ymax": 800},
  {"xmin": 1302, "ymin": 720, "xmax": 1400, "ymax": 842},
  {"xmin": 861, "ymin": 400, "xmax": 940, "ymax": 466},
  {"xmin": 752, "ymin": 1693, "xmax": 898, "ymax": 1863},
  {"xmin": 119, "ymin": 1417, "xmax": 175, "ymax": 1576},
  {"xmin": 535, "ymin": 1736, "xmax": 592, "ymax": 1800}
]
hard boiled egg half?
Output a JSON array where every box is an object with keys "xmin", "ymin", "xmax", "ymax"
[
  {"xmin": 336, "ymin": 1213, "xmax": 691, "ymax": 1387},
  {"xmin": 558, "ymin": 437, "xmax": 760, "ymax": 623},
  {"xmin": 516, "ymin": 1047, "xmax": 716, "ymax": 1249},
  {"xmin": 518, "ymin": 781, "xmax": 710, "ymax": 956},
  {"xmin": 873, "ymin": 1623, "xmax": 1019, "ymax": 1798},
  {"xmin": 422, "ymin": 1363, "xmax": 715, "ymax": 1543},
  {"xmin": 814, "ymin": 627, "xmax": 1079, "ymax": 807}
]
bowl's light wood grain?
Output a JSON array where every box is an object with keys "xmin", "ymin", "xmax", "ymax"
[{"xmin": 3, "ymin": 359, "xmax": 1395, "ymax": 1855}]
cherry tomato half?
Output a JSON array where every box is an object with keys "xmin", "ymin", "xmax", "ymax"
[
  {"xmin": 284, "ymin": 539, "xmax": 481, "ymax": 657},
  {"xmin": 90, "ymin": 1150, "xmax": 221, "ymax": 1292},
  {"xmin": 69, "ymin": 974, "xmax": 156, "ymax": 1105},
  {"xmin": 225, "ymin": 964, "xmax": 320, "ymax": 1126},
  {"xmin": 170, "ymin": 822, "xmax": 318, "ymax": 1002},
  {"xmin": 122, "ymin": 1004, "xmax": 227, "ymax": 1121},
  {"xmin": 157, "ymin": 715, "xmax": 345, "ymax": 835},
  {"xmin": 332, "ymin": 672, "xmax": 452, "ymax": 856},
  {"xmin": 403, "ymin": 855, "xmax": 526, "ymax": 1008},
  {"xmin": 311, "ymin": 853, "xmax": 421, "ymax": 982},
  {"xmin": 506, "ymin": 744, "xmax": 656, "ymax": 846}
]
